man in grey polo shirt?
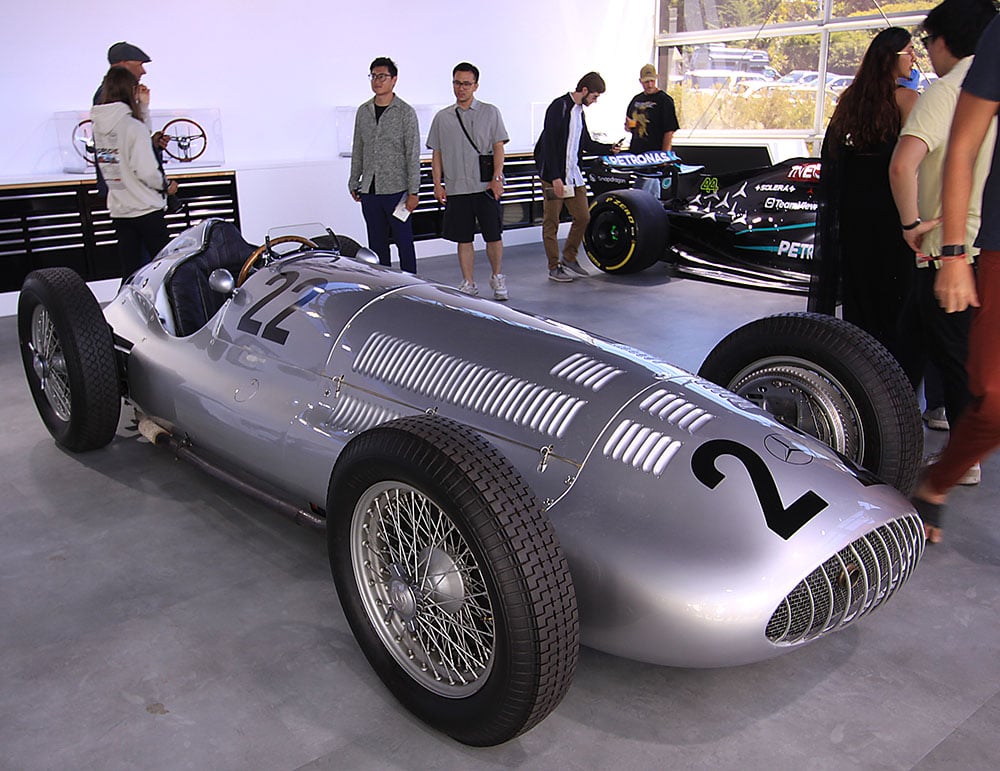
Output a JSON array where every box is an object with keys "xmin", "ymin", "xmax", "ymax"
[
  {"xmin": 427, "ymin": 62, "xmax": 509, "ymax": 299},
  {"xmin": 349, "ymin": 56, "xmax": 421, "ymax": 273}
]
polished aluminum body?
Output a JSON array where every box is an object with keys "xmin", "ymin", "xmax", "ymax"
[{"xmin": 103, "ymin": 221, "xmax": 922, "ymax": 668}]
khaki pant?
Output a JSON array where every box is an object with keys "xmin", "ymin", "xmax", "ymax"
[{"xmin": 541, "ymin": 182, "xmax": 590, "ymax": 271}]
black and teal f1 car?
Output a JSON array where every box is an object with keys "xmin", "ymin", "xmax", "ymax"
[{"xmin": 584, "ymin": 151, "xmax": 820, "ymax": 293}]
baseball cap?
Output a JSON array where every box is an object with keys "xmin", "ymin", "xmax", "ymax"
[
  {"xmin": 639, "ymin": 64, "xmax": 657, "ymax": 80},
  {"xmin": 108, "ymin": 42, "xmax": 151, "ymax": 64}
]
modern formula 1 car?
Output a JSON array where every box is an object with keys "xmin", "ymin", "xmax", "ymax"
[
  {"xmin": 18, "ymin": 218, "xmax": 923, "ymax": 747},
  {"xmin": 583, "ymin": 150, "xmax": 820, "ymax": 293}
]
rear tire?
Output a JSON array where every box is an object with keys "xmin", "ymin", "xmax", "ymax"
[
  {"xmin": 584, "ymin": 189, "xmax": 668, "ymax": 274},
  {"xmin": 327, "ymin": 415, "xmax": 578, "ymax": 746},
  {"xmin": 699, "ymin": 312, "xmax": 922, "ymax": 493},
  {"xmin": 17, "ymin": 268, "xmax": 121, "ymax": 452}
]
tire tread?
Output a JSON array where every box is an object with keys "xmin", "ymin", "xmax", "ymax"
[
  {"xmin": 699, "ymin": 312, "xmax": 922, "ymax": 493},
  {"xmin": 328, "ymin": 415, "xmax": 578, "ymax": 745},
  {"xmin": 18, "ymin": 268, "xmax": 120, "ymax": 451}
]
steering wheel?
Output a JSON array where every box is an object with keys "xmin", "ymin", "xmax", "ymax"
[
  {"xmin": 237, "ymin": 235, "xmax": 318, "ymax": 286},
  {"xmin": 161, "ymin": 117, "xmax": 208, "ymax": 162}
]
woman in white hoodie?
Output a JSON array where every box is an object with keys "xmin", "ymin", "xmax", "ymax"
[{"xmin": 91, "ymin": 67, "xmax": 173, "ymax": 278}]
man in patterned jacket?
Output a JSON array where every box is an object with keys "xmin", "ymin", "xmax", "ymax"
[{"xmin": 349, "ymin": 56, "xmax": 421, "ymax": 273}]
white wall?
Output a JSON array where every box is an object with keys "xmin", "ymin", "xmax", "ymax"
[{"xmin": 0, "ymin": 0, "xmax": 657, "ymax": 244}]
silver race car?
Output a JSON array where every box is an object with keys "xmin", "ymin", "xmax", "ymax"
[{"xmin": 18, "ymin": 219, "xmax": 924, "ymax": 746}]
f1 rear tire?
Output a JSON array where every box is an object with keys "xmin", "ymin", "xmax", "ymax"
[{"xmin": 584, "ymin": 189, "xmax": 668, "ymax": 274}]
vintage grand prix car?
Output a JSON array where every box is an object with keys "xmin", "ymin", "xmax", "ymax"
[
  {"xmin": 583, "ymin": 150, "xmax": 820, "ymax": 293},
  {"xmin": 18, "ymin": 219, "xmax": 923, "ymax": 747}
]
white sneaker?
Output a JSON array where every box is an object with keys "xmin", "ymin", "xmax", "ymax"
[
  {"xmin": 560, "ymin": 259, "xmax": 588, "ymax": 276},
  {"xmin": 924, "ymin": 453, "xmax": 981, "ymax": 485},
  {"xmin": 490, "ymin": 273, "xmax": 508, "ymax": 301},
  {"xmin": 923, "ymin": 407, "xmax": 950, "ymax": 431},
  {"xmin": 457, "ymin": 280, "xmax": 479, "ymax": 296},
  {"xmin": 548, "ymin": 266, "xmax": 574, "ymax": 282},
  {"xmin": 958, "ymin": 462, "xmax": 981, "ymax": 486}
]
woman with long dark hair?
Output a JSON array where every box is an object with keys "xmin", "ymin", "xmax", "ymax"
[
  {"xmin": 91, "ymin": 66, "xmax": 172, "ymax": 279},
  {"xmin": 820, "ymin": 27, "xmax": 921, "ymax": 377}
]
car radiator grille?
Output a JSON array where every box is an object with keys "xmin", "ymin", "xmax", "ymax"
[{"xmin": 766, "ymin": 513, "xmax": 924, "ymax": 644}]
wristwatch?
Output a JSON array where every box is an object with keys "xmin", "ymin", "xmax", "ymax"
[
  {"xmin": 901, "ymin": 218, "xmax": 922, "ymax": 231},
  {"xmin": 940, "ymin": 244, "xmax": 966, "ymax": 256}
]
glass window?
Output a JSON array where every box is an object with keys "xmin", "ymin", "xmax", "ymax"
[
  {"xmin": 656, "ymin": 1, "xmax": 934, "ymax": 140},
  {"xmin": 659, "ymin": 0, "xmax": 821, "ymax": 34}
]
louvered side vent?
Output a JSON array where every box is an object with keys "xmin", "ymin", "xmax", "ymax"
[
  {"xmin": 550, "ymin": 353, "xmax": 624, "ymax": 391},
  {"xmin": 766, "ymin": 514, "xmax": 925, "ymax": 645},
  {"xmin": 694, "ymin": 379, "xmax": 759, "ymax": 411},
  {"xmin": 638, "ymin": 389, "xmax": 715, "ymax": 434},
  {"xmin": 352, "ymin": 333, "xmax": 586, "ymax": 437},
  {"xmin": 602, "ymin": 419, "xmax": 682, "ymax": 477},
  {"xmin": 322, "ymin": 395, "xmax": 402, "ymax": 435}
]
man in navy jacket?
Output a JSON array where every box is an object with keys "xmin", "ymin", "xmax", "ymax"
[{"xmin": 534, "ymin": 72, "xmax": 618, "ymax": 282}]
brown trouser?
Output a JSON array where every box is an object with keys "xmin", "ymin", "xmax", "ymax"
[
  {"xmin": 541, "ymin": 182, "xmax": 590, "ymax": 270},
  {"xmin": 927, "ymin": 251, "xmax": 1000, "ymax": 492}
]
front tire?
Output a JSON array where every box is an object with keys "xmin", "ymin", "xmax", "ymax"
[
  {"xmin": 699, "ymin": 312, "xmax": 921, "ymax": 493},
  {"xmin": 584, "ymin": 188, "xmax": 668, "ymax": 274},
  {"xmin": 17, "ymin": 268, "xmax": 121, "ymax": 452},
  {"xmin": 327, "ymin": 415, "xmax": 578, "ymax": 746}
]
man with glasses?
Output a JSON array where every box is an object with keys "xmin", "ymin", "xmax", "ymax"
[
  {"xmin": 888, "ymin": 0, "xmax": 998, "ymax": 498},
  {"xmin": 625, "ymin": 64, "xmax": 679, "ymax": 154},
  {"xmin": 349, "ymin": 56, "xmax": 421, "ymax": 273},
  {"xmin": 426, "ymin": 62, "xmax": 510, "ymax": 299},
  {"xmin": 534, "ymin": 72, "xmax": 620, "ymax": 282}
]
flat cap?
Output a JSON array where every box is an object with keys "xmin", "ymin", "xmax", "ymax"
[{"xmin": 107, "ymin": 41, "xmax": 151, "ymax": 64}]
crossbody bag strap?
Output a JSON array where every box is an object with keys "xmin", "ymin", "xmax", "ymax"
[{"xmin": 455, "ymin": 108, "xmax": 482, "ymax": 154}]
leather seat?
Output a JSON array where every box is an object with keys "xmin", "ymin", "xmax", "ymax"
[{"xmin": 166, "ymin": 221, "xmax": 256, "ymax": 337}]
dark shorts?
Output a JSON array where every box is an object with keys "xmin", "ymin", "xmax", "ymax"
[{"xmin": 442, "ymin": 191, "xmax": 503, "ymax": 243}]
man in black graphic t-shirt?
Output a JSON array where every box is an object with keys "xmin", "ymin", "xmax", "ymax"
[{"xmin": 625, "ymin": 64, "xmax": 680, "ymax": 154}]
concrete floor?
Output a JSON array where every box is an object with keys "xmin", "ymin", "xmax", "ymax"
[{"xmin": 2, "ymin": 243, "xmax": 998, "ymax": 770}]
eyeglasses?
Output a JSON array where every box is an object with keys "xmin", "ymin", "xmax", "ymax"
[
  {"xmin": 368, "ymin": 72, "xmax": 393, "ymax": 82},
  {"xmin": 896, "ymin": 48, "xmax": 916, "ymax": 57},
  {"xmin": 920, "ymin": 34, "xmax": 937, "ymax": 48},
  {"xmin": 452, "ymin": 80, "xmax": 476, "ymax": 88}
]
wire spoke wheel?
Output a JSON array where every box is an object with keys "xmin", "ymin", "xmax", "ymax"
[
  {"xmin": 28, "ymin": 305, "xmax": 73, "ymax": 422},
  {"xmin": 725, "ymin": 356, "xmax": 862, "ymax": 461},
  {"xmin": 352, "ymin": 481, "xmax": 495, "ymax": 697},
  {"xmin": 18, "ymin": 268, "xmax": 121, "ymax": 452},
  {"xmin": 328, "ymin": 416, "xmax": 578, "ymax": 745}
]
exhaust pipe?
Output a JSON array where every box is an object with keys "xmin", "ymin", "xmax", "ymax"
[{"xmin": 138, "ymin": 417, "xmax": 326, "ymax": 531}]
